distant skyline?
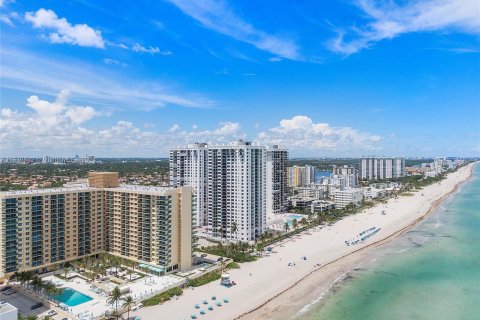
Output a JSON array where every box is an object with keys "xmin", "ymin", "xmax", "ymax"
[{"xmin": 1, "ymin": 0, "xmax": 479, "ymax": 157}]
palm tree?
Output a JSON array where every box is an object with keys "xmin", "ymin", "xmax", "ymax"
[
  {"xmin": 316, "ymin": 211, "xmax": 324, "ymax": 225},
  {"xmin": 108, "ymin": 286, "xmax": 123, "ymax": 320},
  {"xmin": 62, "ymin": 262, "xmax": 71, "ymax": 279},
  {"xmin": 27, "ymin": 315, "xmax": 38, "ymax": 320},
  {"xmin": 231, "ymin": 222, "xmax": 238, "ymax": 239},
  {"xmin": 284, "ymin": 222, "xmax": 290, "ymax": 234},
  {"xmin": 44, "ymin": 282, "xmax": 56, "ymax": 300},
  {"xmin": 53, "ymin": 287, "xmax": 64, "ymax": 304},
  {"xmin": 16, "ymin": 271, "xmax": 34, "ymax": 287},
  {"xmin": 111, "ymin": 257, "xmax": 121, "ymax": 277},
  {"xmin": 126, "ymin": 268, "xmax": 134, "ymax": 282},
  {"xmin": 291, "ymin": 219, "xmax": 298, "ymax": 231},
  {"xmin": 122, "ymin": 295, "xmax": 134, "ymax": 320},
  {"xmin": 300, "ymin": 217, "xmax": 308, "ymax": 228},
  {"xmin": 217, "ymin": 227, "xmax": 223, "ymax": 239},
  {"xmin": 31, "ymin": 276, "xmax": 43, "ymax": 293}
]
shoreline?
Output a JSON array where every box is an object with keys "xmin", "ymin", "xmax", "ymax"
[
  {"xmin": 134, "ymin": 163, "xmax": 476, "ymax": 320},
  {"xmin": 239, "ymin": 163, "xmax": 476, "ymax": 320}
]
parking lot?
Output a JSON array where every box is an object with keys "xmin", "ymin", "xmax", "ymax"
[{"xmin": 0, "ymin": 285, "xmax": 68, "ymax": 320}]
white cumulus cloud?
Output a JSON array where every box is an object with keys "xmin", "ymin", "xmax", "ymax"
[
  {"xmin": 168, "ymin": 124, "xmax": 180, "ymax": 132},
  {"xmin": 25, "ymin": 8, "xmax": 105, "ymax": 48},
  {"xmin": 258, "ymin": 115, "xmax": 381, "ymax": 151},
  {"xmin": 0, "ymin": 91, "xmax": 247, "ymax": 156},
  {"xmin": 213, "ymin": 122, "xmax": 241, "ymax": 135}
]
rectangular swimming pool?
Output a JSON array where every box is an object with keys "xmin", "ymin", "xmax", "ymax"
[{"xmin": 55, "ymin": 288, "xmax": 93, "ymax": 307}]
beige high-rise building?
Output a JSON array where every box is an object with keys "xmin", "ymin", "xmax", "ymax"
[
  {"xmin": 288, "ymin": 165, "xmax": 316, "ymax": 187},
  {"xmin": 0, "ymin": 172, "xmax": 195, "ymax": 281}
]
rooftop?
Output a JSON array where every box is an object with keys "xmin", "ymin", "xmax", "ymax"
[
  {"xmin": 0, "ymin": 184, "xmax": 177, "ymax": 197},
  {"xmin": 0, "ymin": 185, "xmax": 95, "ymax": 197},
  {"xmin": 0, "ymin": 302, "xmax": 17, "ymax": 314},
  {"xmin": 106, "ymin": 184, "xmax": 175, "ymax": 194}
]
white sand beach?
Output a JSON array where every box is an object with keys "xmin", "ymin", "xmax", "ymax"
[{"xmin": 134, "ymin": 163, "xmax": 476, "ymax": 320}]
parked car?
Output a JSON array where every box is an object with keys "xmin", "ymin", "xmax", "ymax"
[
  {"xmin": 0, "ymin": 286, "xmax": 11, "ymax": 292},
  {"xmin": 31, "ymin": 302, "xmax": 44, "ymax": 310},
  {"xmin": 46, "ymin": 310, "xmax": 57, "ymax": 316},
  {"xmin": 4, "ymin": 290, "xmax": 16, "ymax": 295}
]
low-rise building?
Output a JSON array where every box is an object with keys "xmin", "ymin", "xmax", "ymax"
[
  {"xmin": 334, "ymin": 188, "xmax": 363, "ymax": 209},
  {"xmin": 295, "ymin": 184, "xmax": 325, "ymax": 200},
  {"xmin": 288, "ymin": 196, "xmax": 315, "ymax": 210},
  {"xmin": 311, "ymin": 200, "xmax": 335, "ymax": 213},
  {"xmin": 363, "ymin": 187, "xmax": 386, "ymax": 199},
  {"xmin": 0, "ymin": 302, "xmax": 18, "ymax": 320}
]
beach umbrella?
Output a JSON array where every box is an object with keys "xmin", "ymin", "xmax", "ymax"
[
  {"xmin": 195, "ymin": 304, "xmax": 200, "ymax": 309},
  {"xmin": 216, "ymin": 302, "xmax": 222, "ymax": 306},
  {"xmin": 208, "ymin": 306, "xmax": 214, "ymax": 311},
  {"xmin": 211, "ymin": 296, "xmax": 216, "ymax": 300},
  {"xmin": 223, "ymin": 298, "xmax": 229, "ymax": 303},
  {"xmin": 200, "ymin": 310, "xmax": 205, "ymax": 315},
  {"xmin": 202, "ymin": 300, "xmax": 208, "ymax": 304},
  {"xmin": 191, "ymin": 313, "xmax": 197, "ymax": 319}
]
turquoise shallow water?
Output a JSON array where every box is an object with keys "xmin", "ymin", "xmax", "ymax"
[{"xmin": 300, "ymin": 165, "xmax": 480, "ymax": 320}]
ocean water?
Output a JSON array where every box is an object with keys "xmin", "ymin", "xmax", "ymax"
[{"xmin": 300, "ymin": 165, "xmax": 480, "ymax": 320}]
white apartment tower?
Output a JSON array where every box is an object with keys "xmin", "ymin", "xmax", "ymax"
[
  {"xmin": 170, "ymin": 140, "xmax": 270, "ymax": 242},
  {"xmin": 170, "ymin": 143, "xmax": 208, "ymax": 225},
  {"xmin": 207, "ymin": 141, "xmax": 266, "ymax": 241},
  {"xmin": 360, "ymin": 157, "xmax": 405, "ymax": 181},
  {"xmin": 266, "ymin": 145, "xmax": 288, "ymax": 215},
  {"xmin": 304, "ymin": 165, "xmax": 316, "ymax": 185}
]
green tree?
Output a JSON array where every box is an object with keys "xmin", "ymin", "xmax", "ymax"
[
  {"xmin": 108, "ymin": 286, "xmax": 124, "ymax": 320},
  {"xmin": 284, "ymin": 222, "xmax": 290, "ymax": 234},
  {"xmin": 31, "ymin": 276, "xmax": 43, "ymax": 293},
  {"xmin": 111, "ymin": 257, "xmax": 121, "ymax": 277},
  {"xmin": 291, "ymin": 218, "xmax": 298, "ymax": 231},
  {"xmin": 231, "ymin": 222, "xmax": 238, "ymax": 239},
  {"xmin": 126, "ymin": 267, "xmax": 134, "ymax": 282},
  {"xmin": 316, "ymin": 211, "xmax": 324, "ymax": 224},
  {"xmin": 122, "ymin": 295, "xmax": 135, "ymax": 320},
  {"xmin": 300, "ymin": 217, "xmax": 308, "ymax": 228}
]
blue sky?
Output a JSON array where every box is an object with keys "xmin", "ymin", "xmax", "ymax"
[{"xmin": 0, "ymin": 0, "xmax": 479, "ymax": 157}]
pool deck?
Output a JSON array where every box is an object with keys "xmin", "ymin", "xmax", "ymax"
[
  {"xmin": 42, "ymin": 273, "xmax": 184, "ymax": 319},
  {"xmin": 267, "ymin": 213, "xmax": 308, "ymax": 231}
]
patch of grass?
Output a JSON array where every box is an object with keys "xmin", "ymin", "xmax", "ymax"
[
  {"xmin": 142, "ymin": 287, "xmax": 183, "ymax": 306},
  {"xmin": 189, "ymin": 271, "xmax": 221, "ymax": 287},
  {"xmin": 199, "ymin": 243, "xmax": 257, "ymax": 263},
  {"xmin": 226, "ymin": 262, "xmax": 240, "ymax": 269}
]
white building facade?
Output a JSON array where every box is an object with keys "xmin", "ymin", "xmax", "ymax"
[
  {"xmin": 207, "ymin": 141, "xmax": 266, "ymax": 241},
  {"xmin": 171, "ymin": 140, "xmax": 272, "ymax": 242},
  {"xmin": 360, "ymin": 157, "xmax": 405, "ymax": 181},
  {"xmin": 170, "ymin": 143, "xmax": 208, "ymax": 225},
  {"xmin": 334, "ymin": 188, "xmax": 363, "ymax": 208}
]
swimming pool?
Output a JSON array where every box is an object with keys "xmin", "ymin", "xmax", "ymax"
[
  {"xmin": 54, "ymin": 288, "xmax": 93, "ymax": 307},
  {"xmin": 287, "ymin": 214, "xmax": 304, "ymax": 224}
]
